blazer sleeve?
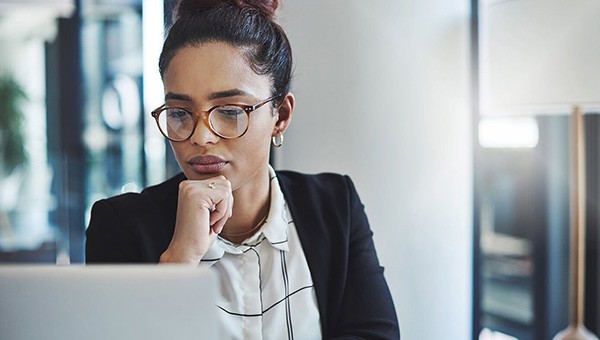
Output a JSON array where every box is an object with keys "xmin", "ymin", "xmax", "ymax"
[
  {"xmin": 86, "ymin": 174, "xmax": 181, "ymax": 264},
  {"xmin": 85, "ymin": 198, "xmax": 144, "ymax": 263},
  {"xmin": 332, "ymin": 176, "xmax": 400, "ymax": 340}
]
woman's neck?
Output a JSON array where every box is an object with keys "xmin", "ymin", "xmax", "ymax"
[{"xmin": 220, "ymin": 166, "xmax": 271, "ymax": 244}]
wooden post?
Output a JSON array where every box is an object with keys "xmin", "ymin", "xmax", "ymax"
[{"xmin": 552, "ymin": 106, "xmax": 599, "ymax": 340}]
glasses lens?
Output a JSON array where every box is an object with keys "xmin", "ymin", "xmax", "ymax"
[
  {"xmin": 209, "ymin": 105, "xmax": 249, "ymax": 138},
  {"xmin": 157, "ymin": 108, "xmax": 195, "ymax": 141}
]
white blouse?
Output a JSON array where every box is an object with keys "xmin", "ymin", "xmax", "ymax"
[{"xmin": 200, "ymin": 167, "xmax": 322, "ymax": 340}]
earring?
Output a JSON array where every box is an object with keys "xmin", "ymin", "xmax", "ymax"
[{"xmin": 271, "ymin": 132, "xmax": 284, "ymax": 147}]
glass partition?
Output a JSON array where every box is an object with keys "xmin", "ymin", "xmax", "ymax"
[{"xmin": 0, "ymin": 0, "xmax": 169, "ymax": 264}]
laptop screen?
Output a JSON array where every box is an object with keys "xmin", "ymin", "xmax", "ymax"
[{"xmin": 0, "ymin": 265, "xmax": 218, "ymax": 340}]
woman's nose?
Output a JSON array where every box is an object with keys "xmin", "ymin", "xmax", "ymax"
[{"xmin": 188, "ymin": 116, "xmax": 219, "ymax": 146}]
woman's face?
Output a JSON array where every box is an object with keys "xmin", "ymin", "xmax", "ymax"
[{"xmin": 163, "ymin": 42, "xmax": 281, "ymax": 190}]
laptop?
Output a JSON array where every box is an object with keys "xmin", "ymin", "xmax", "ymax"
[{"xmin": 0, "ymin": 265, "xmax": 218, "ymax": 340}]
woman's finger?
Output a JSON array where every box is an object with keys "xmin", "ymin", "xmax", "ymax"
[
  {"xmin": 209, "ymin": 196, "xmax": 229, "ymax": 226},
  {"xmin": 207, "ymin": 178, "xmax": 232, "ymax": 225},
  {"xmin": 211, "ymin": 215, "xmax": 227, "ymax": 234}
]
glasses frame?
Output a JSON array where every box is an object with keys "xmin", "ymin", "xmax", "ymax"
[{"xmin": 151, "ymin": 94, "xmax": 280, "ymax": 142}]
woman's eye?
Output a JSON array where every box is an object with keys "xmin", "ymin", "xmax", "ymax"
[
  {"xmin": 215, "ymin": 106, "xmax": 244, "ymax": 116},
  {"xmin": 167, "ymin": 109, "xmax": 190, "ymax": 119}
]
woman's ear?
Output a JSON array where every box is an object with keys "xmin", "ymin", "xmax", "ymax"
[{"xmin": 272, "ymin": 92, "xmax": 294, "ymax": 136}]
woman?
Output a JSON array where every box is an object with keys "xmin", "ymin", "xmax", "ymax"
[{"xmin": 86, "ymin": 0, "xmax": 399, "ymax": 338}]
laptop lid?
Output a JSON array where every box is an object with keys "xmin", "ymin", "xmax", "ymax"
[{"xmin": 0, "ymin": 265, "xmax": 218, "ymax": 340}]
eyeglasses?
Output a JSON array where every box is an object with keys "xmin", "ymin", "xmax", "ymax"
[{"xmin": 151, "ymin": 95, "xmax": 279, "ymax": 142}]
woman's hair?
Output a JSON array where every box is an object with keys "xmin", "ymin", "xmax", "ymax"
[{"xmin": 159, "ymin": 0, "xmax": 292, "ymax": 104}]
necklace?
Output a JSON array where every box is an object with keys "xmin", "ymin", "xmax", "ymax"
[{"xmin": 219, "ymin": 213, "xmax": 268, "ymax": 238}]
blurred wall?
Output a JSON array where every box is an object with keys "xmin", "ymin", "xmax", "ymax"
[{"xmin": 278, "ymin": 1, "xmax": 473, "ymax": 338}]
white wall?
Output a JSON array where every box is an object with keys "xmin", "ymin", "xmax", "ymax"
[
  {"xmin": 0, "ymin": 8, "xmax": 57, "ymax": 249},
  {"xmin": 279, "ymin": 1, "xmax": 473, "ymax": 339}
]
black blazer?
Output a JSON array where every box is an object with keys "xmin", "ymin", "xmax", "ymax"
[{"xmin": 86, "ymin": 170, "xmax": 400, "ymax": 339}]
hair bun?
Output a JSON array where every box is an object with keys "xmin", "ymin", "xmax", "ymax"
[
  {"xmin": 235, "ymin": 0, "xmax": 279, "ymax": 19},
  {"xmin": 177, "ymin": 0, "xmax": 280, "ymax": 20}
]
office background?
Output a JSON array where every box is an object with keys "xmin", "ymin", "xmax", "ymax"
[
  {"xmin": 0, "ymin": 2, "xmax": 472, "ymax": 338},
  {"xmin": 2, "ymin": 0, "xmax": 598, "ymax": 339}
]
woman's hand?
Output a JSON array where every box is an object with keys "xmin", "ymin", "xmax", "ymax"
[{"xmin": 159, "ymin": 176, "xmax": 233, "ymax": 264}]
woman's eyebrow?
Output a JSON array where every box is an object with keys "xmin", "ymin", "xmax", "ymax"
[
  {"xmin": 164, "ymin": 92, "xmax": 192, "ymax": 101},
  {"xmin": 164, "ymin": 89, "xmax": 254, "ymax": 102},
  {"xmin": 208, "ymin": 89, "xmax": 253, "ymax": 100}
]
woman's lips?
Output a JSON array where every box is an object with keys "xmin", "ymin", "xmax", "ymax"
[{"xmin": 188, "ymin": 155, "xmax": 227, "ymax": 173}]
